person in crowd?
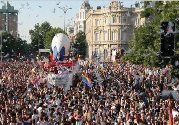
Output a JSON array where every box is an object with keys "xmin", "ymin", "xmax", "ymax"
[{"xmin": 0, "ymin": 59, "xmax": 179, "ymax": 125}]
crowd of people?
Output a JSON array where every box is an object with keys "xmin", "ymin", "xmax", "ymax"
[{"xmin": 0, "ymin": 59, "xmax": 179, "ymax": 125}]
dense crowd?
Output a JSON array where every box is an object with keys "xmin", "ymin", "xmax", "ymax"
[{"xmin": 0, "ymin": 60, "xmax": 179, "ymax": 125}]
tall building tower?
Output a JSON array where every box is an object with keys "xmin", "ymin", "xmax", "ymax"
[
  {"xmin": 0, "ymin": 2, "xmax": 18, "ymax": 37},
  {"xmin": 74, "ymin": 0, "xmax": 91, "ymax": 35}
]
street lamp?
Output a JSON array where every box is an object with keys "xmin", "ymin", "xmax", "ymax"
[{"xmin": 59, "ymin": 7, "xmax": 72, "ymax": 32}]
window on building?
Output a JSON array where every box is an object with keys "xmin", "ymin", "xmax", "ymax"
[
  {"xmin": 103, "ymin": 31, "xmax": 108, "ymax": 41},
  {"xmin": 118, "ymin": 16, "xmax": 121, "ymax": 23},
  {"xmin": 79, "ymin": 12, "xmax": 81, "ymax": 19},
  {"xmin": 111, "ymin": 31, "xmax": 118, "ymax": 41},
  {"xmin": 95, "ymin": 48, "xmax": 99, "ymax": 56},
  {"xmin": 121, "ymin": 31, "xmax": 127, "ymax": 41},
  {"xmin": 104, "ymin": 49, "xmax": 108, "ymax": 59},
  {"xmin": 95, "ymin": 32, "xmax": 100, "ymax": 41},
  {"xmin": 95, "ymin": 19, "xmax": 99, "ymax": 26},
  {"xmin": 104, "ymin": 18, "xmax": 106, "ymax": 24},
  {"xmin": 108, "ymin": 17, "xmax": 111, "ymax": 25},
  {"xmin": 108, "ymin": 29, "xmax": 110, "ymax": 40},
  {"xmin": 115, "ymin": 32, "xmax": 118, "ymax": 40},
  {"xmin": 112, "ymin": 16, "xmax": 117, "ymax": 23},
  {"xmin": 122, "ymin": 17, "xmax": 127, "ymax": 24},
  {"xmin": 122, "ymin": 14, "xmax": 127, "ymax": 24}
]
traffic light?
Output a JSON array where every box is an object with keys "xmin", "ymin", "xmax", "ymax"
[{"xmin": 160, "ymin": 21, "xmax": 175, "ymax": 57}]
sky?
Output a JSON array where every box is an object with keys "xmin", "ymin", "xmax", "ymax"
[{"xmin": 0, "ymin": 0, "xmax": 141, "ymax": 43}]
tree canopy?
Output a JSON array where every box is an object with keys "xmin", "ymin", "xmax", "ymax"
[
  {"xmin": 29, "ymin": 21, "xmax": 52, "ymax": 52},
  {"xmin": 1, "ymin": 32, "xmax": 16, "ymax": 55},
  {"xmin": 123, "ymin": 1, "xmax": 179, "ymax": 67},
  {"xmin": 1, "ymin": 31, "xmax": 30, "ymax": 58},
  {"xmin": 44, "ymin": 27, "xmax": 66, "ymax": 49},
  {"xmin": 73, "ymin": 31, "xmax": 87, "ymax": 59},
  {"xmin": 29, "ymin": 21, "xmax": 66, "ymax": 52}
]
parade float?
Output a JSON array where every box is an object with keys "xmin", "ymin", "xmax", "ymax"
[
  {"xmin": 51, "ymin": 33, "xmax": 71, "ymax": 61},
  {"xmin": 42, "ymin": 33, "xmax": 75, "ymax": 68},
  {"xmin": 43, "ymin": 33, "xmax": 76, "ymax": 90}
]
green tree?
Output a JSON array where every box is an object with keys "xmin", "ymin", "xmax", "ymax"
[
  {"xmin": 1, "ymin": 32, "xmax": 31, "ymax": 58},
  {"xmin": 2, "ymin": 32, "xmax": 16, "ymax": 55},
  {"xmin": 29, "ymin": 21, "xmax": 52, "ymax": 52},
  {"xmin": 123, "ymin": 1, "xmax": 179, "ymax": 67},
  {"xmin": 73, "ymin": 31, "xmax": 87, "ymax": 59},
  {"xmin": 15, "ymin": 38, "xmax": 29, "ymax": 55},
  {"xmin": 24, "ymin": 43, "xmax": 33, "ymax": 54},
  {"xmin": 44, "ymin": 27, "xmax": 66, "ymax": 49}
]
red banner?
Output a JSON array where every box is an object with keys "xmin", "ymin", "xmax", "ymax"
[{"xmin": 43, "ymin": 61, "xmax": 75, "ymax": 68}]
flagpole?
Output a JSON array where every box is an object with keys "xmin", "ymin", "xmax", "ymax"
[{"xmin": 168, "ymin": 97, "xmax": 173, "ymax": 125}]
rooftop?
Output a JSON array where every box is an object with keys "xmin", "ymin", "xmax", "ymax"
[{"xmin": 0, "ymin": 2, "xmax": 18, "ymax": 13}]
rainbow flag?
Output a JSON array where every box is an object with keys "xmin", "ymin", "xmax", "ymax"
[
  {"xmin": 82, "ymin": 74, "xmax": 92, "ymax": 88},
  {"xmin": 49, "ymin": 52, "xmax": 53, "ymax": 62}
]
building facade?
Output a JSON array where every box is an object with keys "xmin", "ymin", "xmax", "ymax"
[
  {"xmin": 85, "ymin": 1, "xmax": 144, "ymax": 61},
  {"xmin": 74, "ymin": 0, "xmax": 91, "ymax": 35},
  {"xmin": 0, "ymin": 2, "xmax": 18, "ymax": 37}
]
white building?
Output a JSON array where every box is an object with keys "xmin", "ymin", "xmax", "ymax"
[
  {"xmin": 85, "ymin": 1, "xmax": 145, "ymax": 61},
  {"xmin": 74, "ymin": 0, "xmax": 92, "ymax": 35}
]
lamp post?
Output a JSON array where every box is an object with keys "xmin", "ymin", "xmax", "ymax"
[{"xmin": 59, "ymin": 7, "xmax": 72, "ymax": 32}]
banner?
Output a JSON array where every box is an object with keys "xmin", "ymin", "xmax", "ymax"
[
  {"xmin": 81, "ymin": 73, "xmax": 92, "ymax": 88},
  {"xmin": 47, "ymin": 73, "xmax": 56, "ymax": 87},
  {"xmin": 47, "ymin": 70, "xmax": 73, "ymax": 91}
]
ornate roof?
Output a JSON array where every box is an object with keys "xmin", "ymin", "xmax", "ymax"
[
  {"xmin": 80, "ymin": 0, "xmax": 91, "ymax": 9},
  {"xmin": 109, "ymin": 1, "xmax": 120, "ymax": 10}
]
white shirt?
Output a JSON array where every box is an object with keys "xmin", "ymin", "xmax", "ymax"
[
  {"xmin": 172, "ymin": 110, "xmax": 179, "ymax": 118},
  {"xmin": 139, "ymin": 101, "xmax": 145, "ymax": 109},
  {"xmin": 37, "ymin": 107, "xmax": 42, "ymax": 115}
]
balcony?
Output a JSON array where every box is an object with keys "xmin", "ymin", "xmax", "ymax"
[{"xmin": 92, "ymin": 40, "xmax": 120, "ymax": 45}]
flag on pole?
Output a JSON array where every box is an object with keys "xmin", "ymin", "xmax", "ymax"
[
  {"xmin": 168, "ymin": 98, "xmax": 173, "ymax": 125},
  {"xmin": 49, "ymin": 52, "xmax": 53, "ymax": 62},
  {"xmin": 81, "ymin": 73, "xmax": 92, "ymax": 88},
  {"xmin": 76, "ymin": 54, "xmax": 79, "ymax": 61}
]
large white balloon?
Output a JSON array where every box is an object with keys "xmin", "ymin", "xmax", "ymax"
[{"xmin": 51, "ymin": 33, "xmax": 71, "ymax": 56}]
